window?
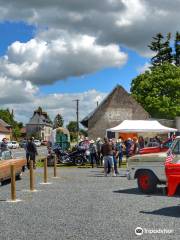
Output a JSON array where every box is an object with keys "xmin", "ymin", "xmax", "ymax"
[{"xmin": 172, "ymin": 141, "xmax": 180, "ymax": 155}]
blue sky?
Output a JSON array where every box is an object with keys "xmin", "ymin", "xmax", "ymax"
[
  {"xmin": 0, "ymin": 0, "xmax": 178, "ymax": 124},
  {"xmin": 0, "ymin": 21, "xmax": 148, "ymax": 94}
]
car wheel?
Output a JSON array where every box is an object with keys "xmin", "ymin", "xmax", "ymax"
[
  {"xmin": 137, "ymin": 171, "xmax": 157, "ymax": 194},
  {"xmin": 74, "ymin": 156, "xmax": 84, "ymax": 166},
  {"xmin": 16, "ymin": 173, "xmax": 22, "ymax": 181}
]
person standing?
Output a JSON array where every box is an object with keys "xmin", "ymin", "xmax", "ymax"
[
  {"xmin": 0, "ymin": 138, "xmax": 9, "ymax": 151},
  {"xmin": 26, "ymin": 137, "xmax": 38, "ymax": 169},
  {"xmin": 116, "ymin": 137, "xmax": 124, "ymax": 168},
  {"xmin": 101, "ymin": 137, "xmax": 115, "ymax": 176},
  {"xmin": 125, "ymin": 138, "xmax": 132, "ymax": 160},
  {"xmin": 138, "ymin": 136, "xmax": 145, "ymax": 149},
  {"xmin": 96, "ymin": 137, "xmax": 103, "ymax": 166},
  {"xmin": 89, "ymin": 140, "xmax": 97, "ymax": 168},
  {"xmin": 128, "ymin": 137, "xmax": 140, "ymax": 157}
]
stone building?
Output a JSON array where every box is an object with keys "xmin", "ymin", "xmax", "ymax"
[
  {"xmin": 0, "ymin": 119, "xmax": 11, "ymax": 141},
  {"xmin": 26, "ymin": 107, "xmax": 53, "ymax": 140},
  {"xmin": 81, "ymin": 85, "xmax": 149, "ymax": 139}
]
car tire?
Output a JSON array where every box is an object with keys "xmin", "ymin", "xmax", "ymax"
[
  {"xmin": 137, "ymin": 170, "xmax": 158, "ymax": 194},
  {"xmin": 16, "ymin": 173, "xmax": 22, "ymax": 181},
  {"xmin": 74, "ymin": 156, "xmax": 84, "ymax": 166}
]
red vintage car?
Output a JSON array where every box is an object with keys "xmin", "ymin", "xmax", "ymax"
[
  {"xmin": 139, "ymin": 139, "xmax": 171, "ymax": 154},
  {"xmin": 0, "ymin": 150, "xmax": 26, "ymax": 185}
]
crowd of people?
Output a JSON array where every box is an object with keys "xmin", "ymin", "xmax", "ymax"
[
  {"xmin": 79, "ymin": 136, "xmax": 144, "ymax": 176},
  {"xmin": 1, "ymin": 134, "xmax": 172, "ymax": 176}
]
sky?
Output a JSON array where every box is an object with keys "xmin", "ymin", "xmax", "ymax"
[{"xmin": 0, "ymin": 0, "xmax": 179, "ymax": 126}]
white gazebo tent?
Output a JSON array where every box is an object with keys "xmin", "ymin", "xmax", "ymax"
[{"xmin": 107, "ymin": 120, "xmax": 177, "ymax": 133}]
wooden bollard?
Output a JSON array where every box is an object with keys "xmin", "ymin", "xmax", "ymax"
[
  {"xmin": 54, "ymin": 155, "xmax": 57, "ymax": 177},
  {"xmin": 44, "ymin": 158, "xmax": 48, "ymax": 183},
  {"xmin": 10, "ymin": 165, "xmax": 16, "ymax": 201},
  {"xmin": 30, "ymin": 160, "xmax": 34, "ymax": 191}
]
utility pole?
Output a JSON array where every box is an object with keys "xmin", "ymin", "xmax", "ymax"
[{"xmin": 73, "ymin": 99, "xmax": 80, "ymax": 143}]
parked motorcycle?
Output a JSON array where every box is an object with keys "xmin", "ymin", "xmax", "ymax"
[{"xmin": 47, "ymin": 144, "xmax": 89, "ymax": 166}]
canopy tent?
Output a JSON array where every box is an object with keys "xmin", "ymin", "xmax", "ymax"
[{"xmin": 107, "ymin": 120, "xmax": 178, "ymax": 133}]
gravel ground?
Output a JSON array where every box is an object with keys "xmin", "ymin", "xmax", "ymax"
[{"xmin": 0, "ymin": 167, "xmax": 180, "ymax": 240}]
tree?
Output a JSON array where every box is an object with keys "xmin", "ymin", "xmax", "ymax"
[
  {"xmin": 148, "ymin": 33, "xmax": 173, "ymax": 66},
  {"xmin": 174, "ymin": 31, "xmax": 180, "ymax": 66},
  {"xmin": 0, "ymin": 108, "xmax": 21, "ymax": 140},
  {"xmin": 66, "ymin": 121, "xmax": 77, "ymax": 132},
  {"xmin": 130, "ymin": 63, "xmax": 180, "ymax": 119},
  {"xmin": 53, "ymin": 114, "xmax": 64, "ymax": 129},
  {"xmin": 66, "ymin": 121, "xmax": 78, "ymax": 141}
]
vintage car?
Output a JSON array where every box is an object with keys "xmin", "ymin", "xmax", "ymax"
[
  {"xmin": 139, "ymin": 139, "xmax": 171, "ymax": 154},
  {"xmin": 0, "ymin": 150, "xmax": 26, "ymax": 185},
  {"xmin": 126, "ymin": 136, "xmax": 180, "ymax": 194}
]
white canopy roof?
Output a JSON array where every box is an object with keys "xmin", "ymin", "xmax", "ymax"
[{"xmin": 107, "ymin": 120, "xmax": 177, "ymax": 133}]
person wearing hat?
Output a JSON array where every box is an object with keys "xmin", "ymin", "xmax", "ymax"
[
  {"xmin": 0, "ymin": 138, "xmax": 9, "ymax": 152},
  {"xmin": 89, "ymin": 139, "xmax": 97, "ymax": 168}
]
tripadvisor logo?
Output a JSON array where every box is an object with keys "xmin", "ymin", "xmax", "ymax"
[{"xmin": 135, "ymin": 227, "xmax": 143, "ymax": 236}]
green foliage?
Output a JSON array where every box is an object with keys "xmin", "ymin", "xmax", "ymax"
[
  {"xmin": 148, "ymin": 33, "xmax": 173, "ymax": 66},
  {"xmin": 66, "ymin": 121, "xmax": 77, "ymax": 132},
  {"xmin": 66, "ymin": 121, "xmax": 88, "ymax": 141},
  {"xmin": 53, "ymin": 113, "xmax": 64, "ymax": 128},
  {"xmin": 175, "ymin": 31, "xmax": 180, "ymax": 66},
  {"xmin": 66, "ymin": 121, "xmax": 77, "ymax": 141},
  {"xmin": 131, "ymin": 63, "xmax": 180, "ymax": 119},
  {"xmin": 0, "ymin": 108, "xmax": 22, "ymax": 140}
]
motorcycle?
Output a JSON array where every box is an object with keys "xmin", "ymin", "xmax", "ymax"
[{"xmin": 47, "ymin": 144, "xmax": 89, "ymax": 166}]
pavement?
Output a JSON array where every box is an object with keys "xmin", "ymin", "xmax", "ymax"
[{"xmin": 0, "ymin": 167, "xmax": 180, "ymax": 240}]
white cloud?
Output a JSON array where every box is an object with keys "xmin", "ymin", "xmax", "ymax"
[
  {"xmin": 3, "ymin": 89, "xmax": 107, "ymax": 126},
  {"xmin": 0, "ymin": 0, "xmax": 179, "ymax": 56},
  {"xmin": 0, "ymin": 76, "xmax": 38, "ymax": 104},
  {"xmin": 0, "ymin": 0, "xmax": 179, "ymax": 124},
  {"xmin": 0, "ymin": 36, "xmax": 127, "ymax": 85},
  {"xmin": 137, "ymin": 62, "xmax": 151, "ymax": 74}
]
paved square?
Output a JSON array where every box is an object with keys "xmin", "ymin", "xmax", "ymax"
[{"xmin": 0, "ymin": 167, "xmax": 180, "ymax": 240}]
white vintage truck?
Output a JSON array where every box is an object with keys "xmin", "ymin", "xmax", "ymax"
[{"xmin": 126, "ymin": 136, "xmax": 180, "ymax": 193}]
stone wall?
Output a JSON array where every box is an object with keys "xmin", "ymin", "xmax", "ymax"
[{"xmin": 87, "ymin": 86, "xmax": 149, "ymax": 139}]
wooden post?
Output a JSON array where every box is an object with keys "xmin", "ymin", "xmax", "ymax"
[
  {"xmin": 30, "ymin": 160, "xmax": 34, "ymax": 191},
  {"xmin": 54, "ymin": 155, "xmax": 57, "ymax": 177},
  {"xmin": 44, "ymin": 158, "xmax": 47, "ymax": 183},
  {"xmin": 10, "ymin": 165, "xmax": 16, "ymax": 201}
]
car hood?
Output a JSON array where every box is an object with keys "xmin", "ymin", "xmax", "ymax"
[{"xmin": 128, "ymin": 152, "xmax": 167, "ymax": 163}]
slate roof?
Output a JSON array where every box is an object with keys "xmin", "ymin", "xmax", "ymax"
[{"xmin": 27, "ymin": 111, "xmax": 52, "ymax": 126}]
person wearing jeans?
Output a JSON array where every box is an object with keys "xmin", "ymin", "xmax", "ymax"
[{"xmin": 101, "ymin": 137, "xmax": 115, "ymax": 176}]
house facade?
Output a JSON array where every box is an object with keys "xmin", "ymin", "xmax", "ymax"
[
  {"xmin": 81, "ymin": 85, "xmax": 150, "ymax": 139},
  {"xmin": 0, "ymin": 119, "xmax": 11, "ymax": 141},
  {"xmin": 26, "ymin": 108, "xmax": 53, "ymax": 140}
]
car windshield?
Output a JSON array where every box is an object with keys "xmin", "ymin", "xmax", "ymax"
[
  {"xmin": 0, "ymin": 151, "xmax": 12, "ymax": 160},
  {"xmin": 12, "ymin": 141, "xmax": 16, "ymax": 144},
  {"xmin": 171, "ymin": 139, "xmax": 180, "ymax": 155}
]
